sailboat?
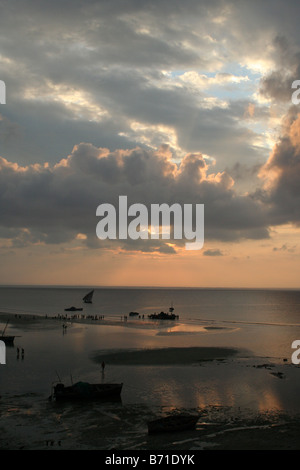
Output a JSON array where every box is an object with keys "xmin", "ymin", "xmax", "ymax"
[{"xmin": 83, "ymin": 289, "xmax": 94, "ymax": 304}]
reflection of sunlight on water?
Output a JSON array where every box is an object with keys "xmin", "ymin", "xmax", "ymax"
[
  {"xmin": 258, "ymin": 390, "xmax": 282, "ymax": 413},
  {"xmin": 155, "ymin": 322, "xmax": 239, "ymax": 336},
  {"xmin": 157, "ymin": 324, "xmax": 208, "ymax": 335},
  {"xmin": 195, "ymin": 389, "xmax": 224, "ymax": 409}
]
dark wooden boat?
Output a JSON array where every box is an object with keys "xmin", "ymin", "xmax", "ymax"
[
  {"xmin": 148, "ymin": 305, "xmax": 179, "ymax": 320},
  {"xmin": 51, "ymin": 381, "xmax": 123, "ymax": 402},
  {"xmin": 129, "ymin": 311, "xmax": 139, "ymax": 317},
  {"xmin": 64, "ymin": 306, "xmax": 83, "ymax": 312},
  {"xmin": 1, "ymin": 321, "xmax": 15, "ymax": 344},
  {"xmin": 148, "ymin": 413, "xmax": 199, "ymax": 434},
  {"xmin": 148, "ymin": 311, "xmax": 177, "ymax": 320},
  {"xmin": 1, "ymin": 335, "xmax": 15, "ymax": 345}
]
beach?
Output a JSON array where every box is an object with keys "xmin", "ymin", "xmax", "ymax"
[{"xmin": 1, "ymin": 310, "xmax": 300, "ymax": 450}]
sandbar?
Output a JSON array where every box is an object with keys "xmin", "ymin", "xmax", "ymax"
[{"xmin": 93, "ymin": 346, "xmax": 239, "ymax": 366}]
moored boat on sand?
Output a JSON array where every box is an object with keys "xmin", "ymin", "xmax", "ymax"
[
  {"xmin": 51, "ymin": 381, "xmax": 123, "ymax": 402},
  {"xmin": 1, "ymin": 321, "xmax": 15, "ymax": 344},
  {"xmin": 1, "ymin": 335, "xmax": 15, "ymax": 345}
]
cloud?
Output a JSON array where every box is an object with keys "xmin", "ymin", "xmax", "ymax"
[
  {"xmin": 273, "ymin": 244, "xmax": 296, "ymax": 253},
  {"xmin": 259, "ymin": 36, "xmax": 300, "ymax": 103},
  {"xmin": 0, "ymin": 0, "xmax": 287, "ymax": 171},
  {"xmin": 203, "ymin": 249, "xmax": 224, "ymax": 256},
  {"xmin": 257, "ymin": 109, "xmax": 300, "ymax": 227},
  {"xmin": 0, "ymin": 144, "xmax": 271, "ymax": 252}
]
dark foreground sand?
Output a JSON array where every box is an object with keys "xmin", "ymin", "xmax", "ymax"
[{"xmin": 0, "ymin": 397, "xmax": 299, "ymax": 450}]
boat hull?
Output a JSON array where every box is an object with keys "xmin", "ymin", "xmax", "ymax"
[
  {"xmin": 52, "ymin": 382, "xmax": 123, "ymax": 402},
  {"xmin": 1, "ymin": 336, "xmax": 15, "ymax": 345},
  {"xmin": 148, "ymin": 312, "xmax": 177, "ymax": 320},
  {"xmin": 148, "ymin": 306, "xmax": 178, "ymax": 320},
  {"xmin": 64, "ymin": 307, "xmax": 83, "ymax": 312}
]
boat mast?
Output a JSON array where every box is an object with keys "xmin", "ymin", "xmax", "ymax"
[{"xmin": 2, "ymin": 320, "xmax": 9, "ymax": 336}]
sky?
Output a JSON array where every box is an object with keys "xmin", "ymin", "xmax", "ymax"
[{"xmin": 1, "ymin": 0, "xmax": 300, "ymax": 287}]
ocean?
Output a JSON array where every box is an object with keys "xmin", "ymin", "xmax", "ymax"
[
  {"xmin": 1, "ymin": 286, "xmax": 300, "ymax": 450},
  {"xmin": 1, "ymin": 286, "xmax": 300, "ymax": 357}
]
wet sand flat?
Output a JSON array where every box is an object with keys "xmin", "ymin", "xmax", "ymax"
[{"xmin": 93, "ymin": 346, "xmax": 239, "ymax": 365}]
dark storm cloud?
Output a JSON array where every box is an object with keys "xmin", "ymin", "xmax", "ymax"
[
  {"xmin": 251, "ymin": 18, "xmax": 300, "ymax": 229},
  {"xmin": 257, "ymin": 109, "xmax": 300, "ymax": 227},
  {"xmin": 259, "ymin": 36, "xmax": 300, "ymax": 103},
  {"xmin": 0, "ymin": 145, "xmax": 270, "ymax": 251}
]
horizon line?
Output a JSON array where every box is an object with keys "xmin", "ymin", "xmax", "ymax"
[{"xmin": 0, "ymin": 284, "xmax": 299, "ymax": 290}]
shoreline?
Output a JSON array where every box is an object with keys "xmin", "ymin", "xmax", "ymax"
[
  {"xmin": 0, "ymin": 311, "xmax": 159, "ymax": 333},
  {"xmin": 0, "ymin": 311, "xmax": 174, "ymax": 328},
  {"xmin": 0, "ymin": 311, "xmax": 237, "ymax": 333}
]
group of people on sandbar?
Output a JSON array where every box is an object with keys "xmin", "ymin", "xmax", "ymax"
[{"xmin": 47, "ymin": 313, "xmax": 105, "ymax": 321}]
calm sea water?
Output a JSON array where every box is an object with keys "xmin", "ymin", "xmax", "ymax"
[
  {"xmin": 1, "ymin": 287, "xmax": 300, "ymax": 360},
  {"xmin": 1, "ymin": 286, "xmax": 300, "ymax": 324},
  {"xmin": 1, "ymin": 287, "xmax": 300, "ymax": 414}
]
